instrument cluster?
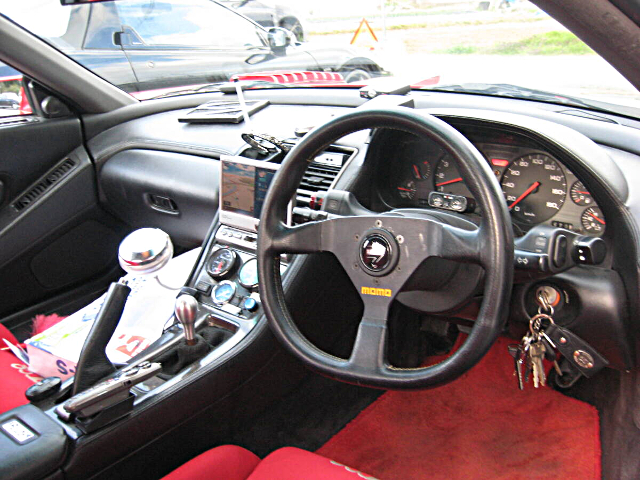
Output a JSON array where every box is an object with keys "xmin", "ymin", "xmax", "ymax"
[{"xmin": 379, "ymin": 132, "xmax": 605, "ymax": 236}]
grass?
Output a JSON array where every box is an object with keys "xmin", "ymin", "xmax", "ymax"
[
  {"xmin": 439, "ymin": 31, "xmax": 595, "ymax": 55},
  {"xmin": 309, "ymin": 15, "xmax": 546, "ymax": 36}
]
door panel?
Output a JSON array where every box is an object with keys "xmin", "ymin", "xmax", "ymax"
[{"xmin": 0, "ymin": 115, "xmax": 127, "ymax": 323}]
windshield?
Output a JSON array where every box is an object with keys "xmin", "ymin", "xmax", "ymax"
[{"xmin": 1, "ymin": 0, "xmax": 639, "ymax": 117}]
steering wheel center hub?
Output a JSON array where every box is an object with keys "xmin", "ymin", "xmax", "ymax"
[{"xmin": 358, "ymin": 229, "xmax": 399, "ymax": 276}]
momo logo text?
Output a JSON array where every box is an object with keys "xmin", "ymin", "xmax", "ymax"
[{"xmin": 361, "ymin": 286, "xmax": 392, "ymax": 297}]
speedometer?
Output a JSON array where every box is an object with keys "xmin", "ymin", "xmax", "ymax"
[{"xmin": 501, "ymin": 153, "xmax": 566, "ymax": 224}]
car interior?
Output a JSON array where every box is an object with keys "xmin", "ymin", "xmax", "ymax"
[{"xmin": 0, "ymin": 0, "xmax": 640, "ymax": 479}]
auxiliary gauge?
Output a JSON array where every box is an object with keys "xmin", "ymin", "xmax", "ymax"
[
  {"xmin": 238, "ymin": 258, "xmax": 259, "ymax": 289},
  {"xmin": 570, "ymin": 181, "xmax": 593, "ymax": 206},
  {"xmin": 206, "ymin": 248, "xmax": 238, "ymax": 279},
  {"xmin": 212, "ymin": 280, "xmax": 236, "ymax": 304}
]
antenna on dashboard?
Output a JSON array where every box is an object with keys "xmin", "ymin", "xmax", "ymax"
[{"xmin": 234, "ymin": 78, "xmax": 253, "ymax": 131}]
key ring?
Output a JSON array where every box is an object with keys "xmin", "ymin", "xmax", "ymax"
[{"xmin": 529, "ymin": 313, "xmax": 555, "ymax": 336}]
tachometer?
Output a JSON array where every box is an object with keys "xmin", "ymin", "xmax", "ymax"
[
  {"xmin": 434, "ymin": 155, "xmax": 472, "ymax": 198},
  {"xmin": 501, "ymin": 153, "xmax": 566, "ymax": 224}
]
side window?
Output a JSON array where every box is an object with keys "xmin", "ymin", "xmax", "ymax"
[
  {"xmin": 115, "ymin": 0, "xmax": 264, "ymax": 48},
  {"xmin": 0, "ymin": 63, "xmax": 31, "ymax": 117}
]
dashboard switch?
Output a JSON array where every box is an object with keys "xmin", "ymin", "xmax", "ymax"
[
  {"xmin": 553, "ymin": 235, "xmax": 568, "ymax": 268},
  {"xmin": 243, "ymin": 297, "xmax": 259, "ymax": 312},
  {"xmin": 573, "ymin": 236, "xmax": 606, "ymax": 265},
  {"xmin": 514, "ymin": 250, "xmax": 549, "ymax": 271}
]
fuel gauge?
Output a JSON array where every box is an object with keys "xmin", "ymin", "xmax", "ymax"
[{"xmin": 571, "ymin": 181, "xmax": 594, "ymax": 206}]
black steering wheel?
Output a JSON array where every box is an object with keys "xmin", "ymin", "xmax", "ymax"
[{"xmin": 257, "ymin": 107, "xmax": 514, "ymax": 389}]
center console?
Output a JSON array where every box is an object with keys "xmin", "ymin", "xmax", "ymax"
[{"xmin": 0, "ymin": 146, "xmax": 357, "ymax": 480}]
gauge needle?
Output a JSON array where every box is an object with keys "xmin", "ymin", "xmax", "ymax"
[
  {"xmin": 576, "ymin": 190, "xmax": 590, "ymax": 195},
  {"xmin": 509, "ymin": 181, "xmax": 540, "ymax": 210},
  {"xmin": 397, "ymin": 187, "xmax": 414, "ymax": 191},
  {"xmin": 413, "ymin": 165, "xmax": 421, "ymax": 179},
  {"xmin": 436, "ymin": 177, "xmax": 463, "ymax": 187},
  {"xmin": 588, "ymin": 212, "xmax": 606, "ymax": 225}
]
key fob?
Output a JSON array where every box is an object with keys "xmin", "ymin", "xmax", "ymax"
[{"xmin": 544, "ymin": 324, "xmax": 609, "ymax": 377}]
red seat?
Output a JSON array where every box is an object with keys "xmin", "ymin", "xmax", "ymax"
[
  {"xmin": 163, "ymin": 445, "xmax": 377, "ymax": 480},
  {"xmin": 0, "ymin": 323, "xmax": 43, "ymax": 414}
]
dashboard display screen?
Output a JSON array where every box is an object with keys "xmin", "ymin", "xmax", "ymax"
[
  {"xmin": 221, "ymin": 160, "xmax": 276, "ymax": 218},
  {"xmin": 219, "ymin": 156, "xmax": 287, "ymax": 231}
]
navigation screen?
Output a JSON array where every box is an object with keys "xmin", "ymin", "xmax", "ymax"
[{"xmin": 220, "ymin": 157, "xmax": 278, "ymax": 222}]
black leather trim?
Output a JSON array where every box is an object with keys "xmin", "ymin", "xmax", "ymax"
[
  {"xmin": 258, "ymin": 106, "xmax": 514, "ymax": 389},
  {"xmin": 0, "ymin": 404, "xmax": 69, "ymax": 480}
]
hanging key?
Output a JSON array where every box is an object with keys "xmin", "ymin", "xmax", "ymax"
[
  {"xmin": 528, "ymin": 340, "xmax": 546, "ymax": 388},
  {"xmin": 543, "ymin": 323, "xmax": 609, "ymax": 377},
  {"xmin": 508, "ymin": 344, "xmax": 525, "ymax": 390}
]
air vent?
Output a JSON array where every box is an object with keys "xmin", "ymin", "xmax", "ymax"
[
  {"xmin": 13, "ymin": 158, "xmax": 77, "ymax": 212},
  {"xmin": 178, "ymin": 99, "xmax": 269, "ymax": 124},
  {"xmin": 0, "ymin": 116, "xmax": 38, "ymax": 128},
  {"xmin": 296, "ymin": 162, "xmax": 342, "ymax": 207}
]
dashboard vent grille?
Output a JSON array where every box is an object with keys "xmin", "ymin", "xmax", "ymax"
[
  {"xmin": 0, "ymin": 116, "xmax": 38, "ymax": 128},
  {"xmin": 13, "ymin": 158, "xmax": 77, "ymax": 212},
  {"xmin": 296, "ymin": 162, "xmax": 342, "ymax": 207}
]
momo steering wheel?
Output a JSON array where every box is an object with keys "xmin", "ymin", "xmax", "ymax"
[{"xmin": 257, "ymin": 107, "xmax": 514, "ymax": 389}]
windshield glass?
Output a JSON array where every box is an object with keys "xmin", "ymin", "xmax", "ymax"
[{"xmin": 1, "ymin": 0, "xmax": 639, "ymax": 117}]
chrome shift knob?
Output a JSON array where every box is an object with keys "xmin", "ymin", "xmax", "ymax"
[
  {"xmin": 175, "ymin": 295, "xmax": 198, "ymax": 345},
  {"xmin": 118, "ymin": 228, "xmax": 173, "ymax": 276}
]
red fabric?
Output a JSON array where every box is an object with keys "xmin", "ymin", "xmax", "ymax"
[
  {"xmin": 0, "ymin": 323, "xmax": 19, "ymax": 345},
  {"xmin": 162, "ymin": 445, "xmax": 260, "ymax": 480},
  {"xmin": 317, "ymin": 336, "xmax": 601, "ymax": 480},
  {"xmin": 0, "ymin": 350, "xmax": 42, "ymax": 413},
  {"xmin": 31, "ymin": 314, "xmax": 66, "ymax": 335},
  {"xmin": 248, "ymin": 447, "xmax": 376, "ymax": 480},
  {"xmin": 164, "ymin": 446, "xmax": 376, "ymax": 480},
  {"xmin": 0, "ymin": 315, "xmax": 63, "ymax": 414}
]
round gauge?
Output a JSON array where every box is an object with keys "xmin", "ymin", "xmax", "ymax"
[
  {"xmin": 396, "ymin": 180, "xmax": 417, "ymax": 201},
  {"xmin": 410, "ymin": 161, "xmax": 431, "ymax": 180},
  {"xmin": 434, "ymin": 155, "xmax": 473, "ymax": 198},
  {"xmin": 570, "ymin": 181, "xmax": 594, "ymax": 206},
  {"xmin": 212, "ymin": 280, "xmax": 236, "ymax": 304},
  {"xmin": 206, "ymin": 248, "xmax": 238, "ymax": 278},
  {"xmin": 501, "ymin": 153, "xmax": 566, "ymax": 224},
  {"xmin": 238, "ymin": 258, "xmax": 259, "ymax": 288},
  {"xmin": 581, "ymin": 207, "xmax": 605, "ymax": 234}
]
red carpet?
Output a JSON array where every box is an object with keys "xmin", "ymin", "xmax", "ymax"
[{"xmin": 317, "ymin": 337, "xmax": 600, "ymax": 479}]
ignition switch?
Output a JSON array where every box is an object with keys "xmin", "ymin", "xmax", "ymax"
[{"xmin": 535, "ymin": 285, "xmax": 563, "ymax": 309}]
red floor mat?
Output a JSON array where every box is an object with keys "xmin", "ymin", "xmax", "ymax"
[{"xmin": 317, "ymin": 337, "xmax": 600, "ymax": 480}]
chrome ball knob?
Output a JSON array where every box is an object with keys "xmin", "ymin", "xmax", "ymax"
[{"xmin": 118, "ymin": 228, "xmax": 173, "ymax": 276}]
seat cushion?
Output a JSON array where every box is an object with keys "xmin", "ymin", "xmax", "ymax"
[
  {"xmin": 248, "ymin": 447, "xmax": 377, "ymax": 480},
  {"xmin": 162, "ymin": 445, "xmax": 260, "ymax": 480},
  {"xmin": 164, "ymin": 445, "xmax": 376, "ymax": 480},
  {"xmin": 0, "ymin": 324, "xmax": 43, "ymax": 414}
]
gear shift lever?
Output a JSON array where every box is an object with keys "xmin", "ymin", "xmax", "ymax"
[
  {"xmin": 72, "ymin": 228, "xmax": 175, "ymax": 395},
  {"xmin": 175, "ymin": 295, "xmax": 198, "ymax": 346}
]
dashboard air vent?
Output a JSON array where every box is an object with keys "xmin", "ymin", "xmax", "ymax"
[
  {"xmin": 13, "ymin": 158, "xmax": 77, "ymax": 212},
  {"xmin": 296, "ymin": 162, "xmax": 342, "ymax": 207}
]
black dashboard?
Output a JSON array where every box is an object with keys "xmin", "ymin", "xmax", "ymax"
[
  {"xmin": 87, "ymin": 88, "xmax": 640, "ymax": 372},
  {"xmin": 372, "ymin": 126, "xmax": 605, "ymax": 238}
]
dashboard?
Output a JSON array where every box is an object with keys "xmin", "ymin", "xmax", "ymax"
[{"xmin": 374, "ymin": 126, "xmax": 605, "ymax": 237}]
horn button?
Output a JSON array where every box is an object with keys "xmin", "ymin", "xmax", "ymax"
[{"xmin": 358, "ymin": 229, "xmax": 399, "ymax": 277}]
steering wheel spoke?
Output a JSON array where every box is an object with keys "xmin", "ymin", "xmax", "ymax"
[
  {"xmin": 270, "ymin": 219, "xmax": 332, "ymax": 254},
  {"xmin": 437, "ymin": 223, "xmax": 485, "ymax": 265},
  {"xmin": 348, "ymin": 311, "xmax": 389, "ymax": 373},
  {"xmin": 258, "ymin": 106, "xmax": 513, "ymax": 389}
]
